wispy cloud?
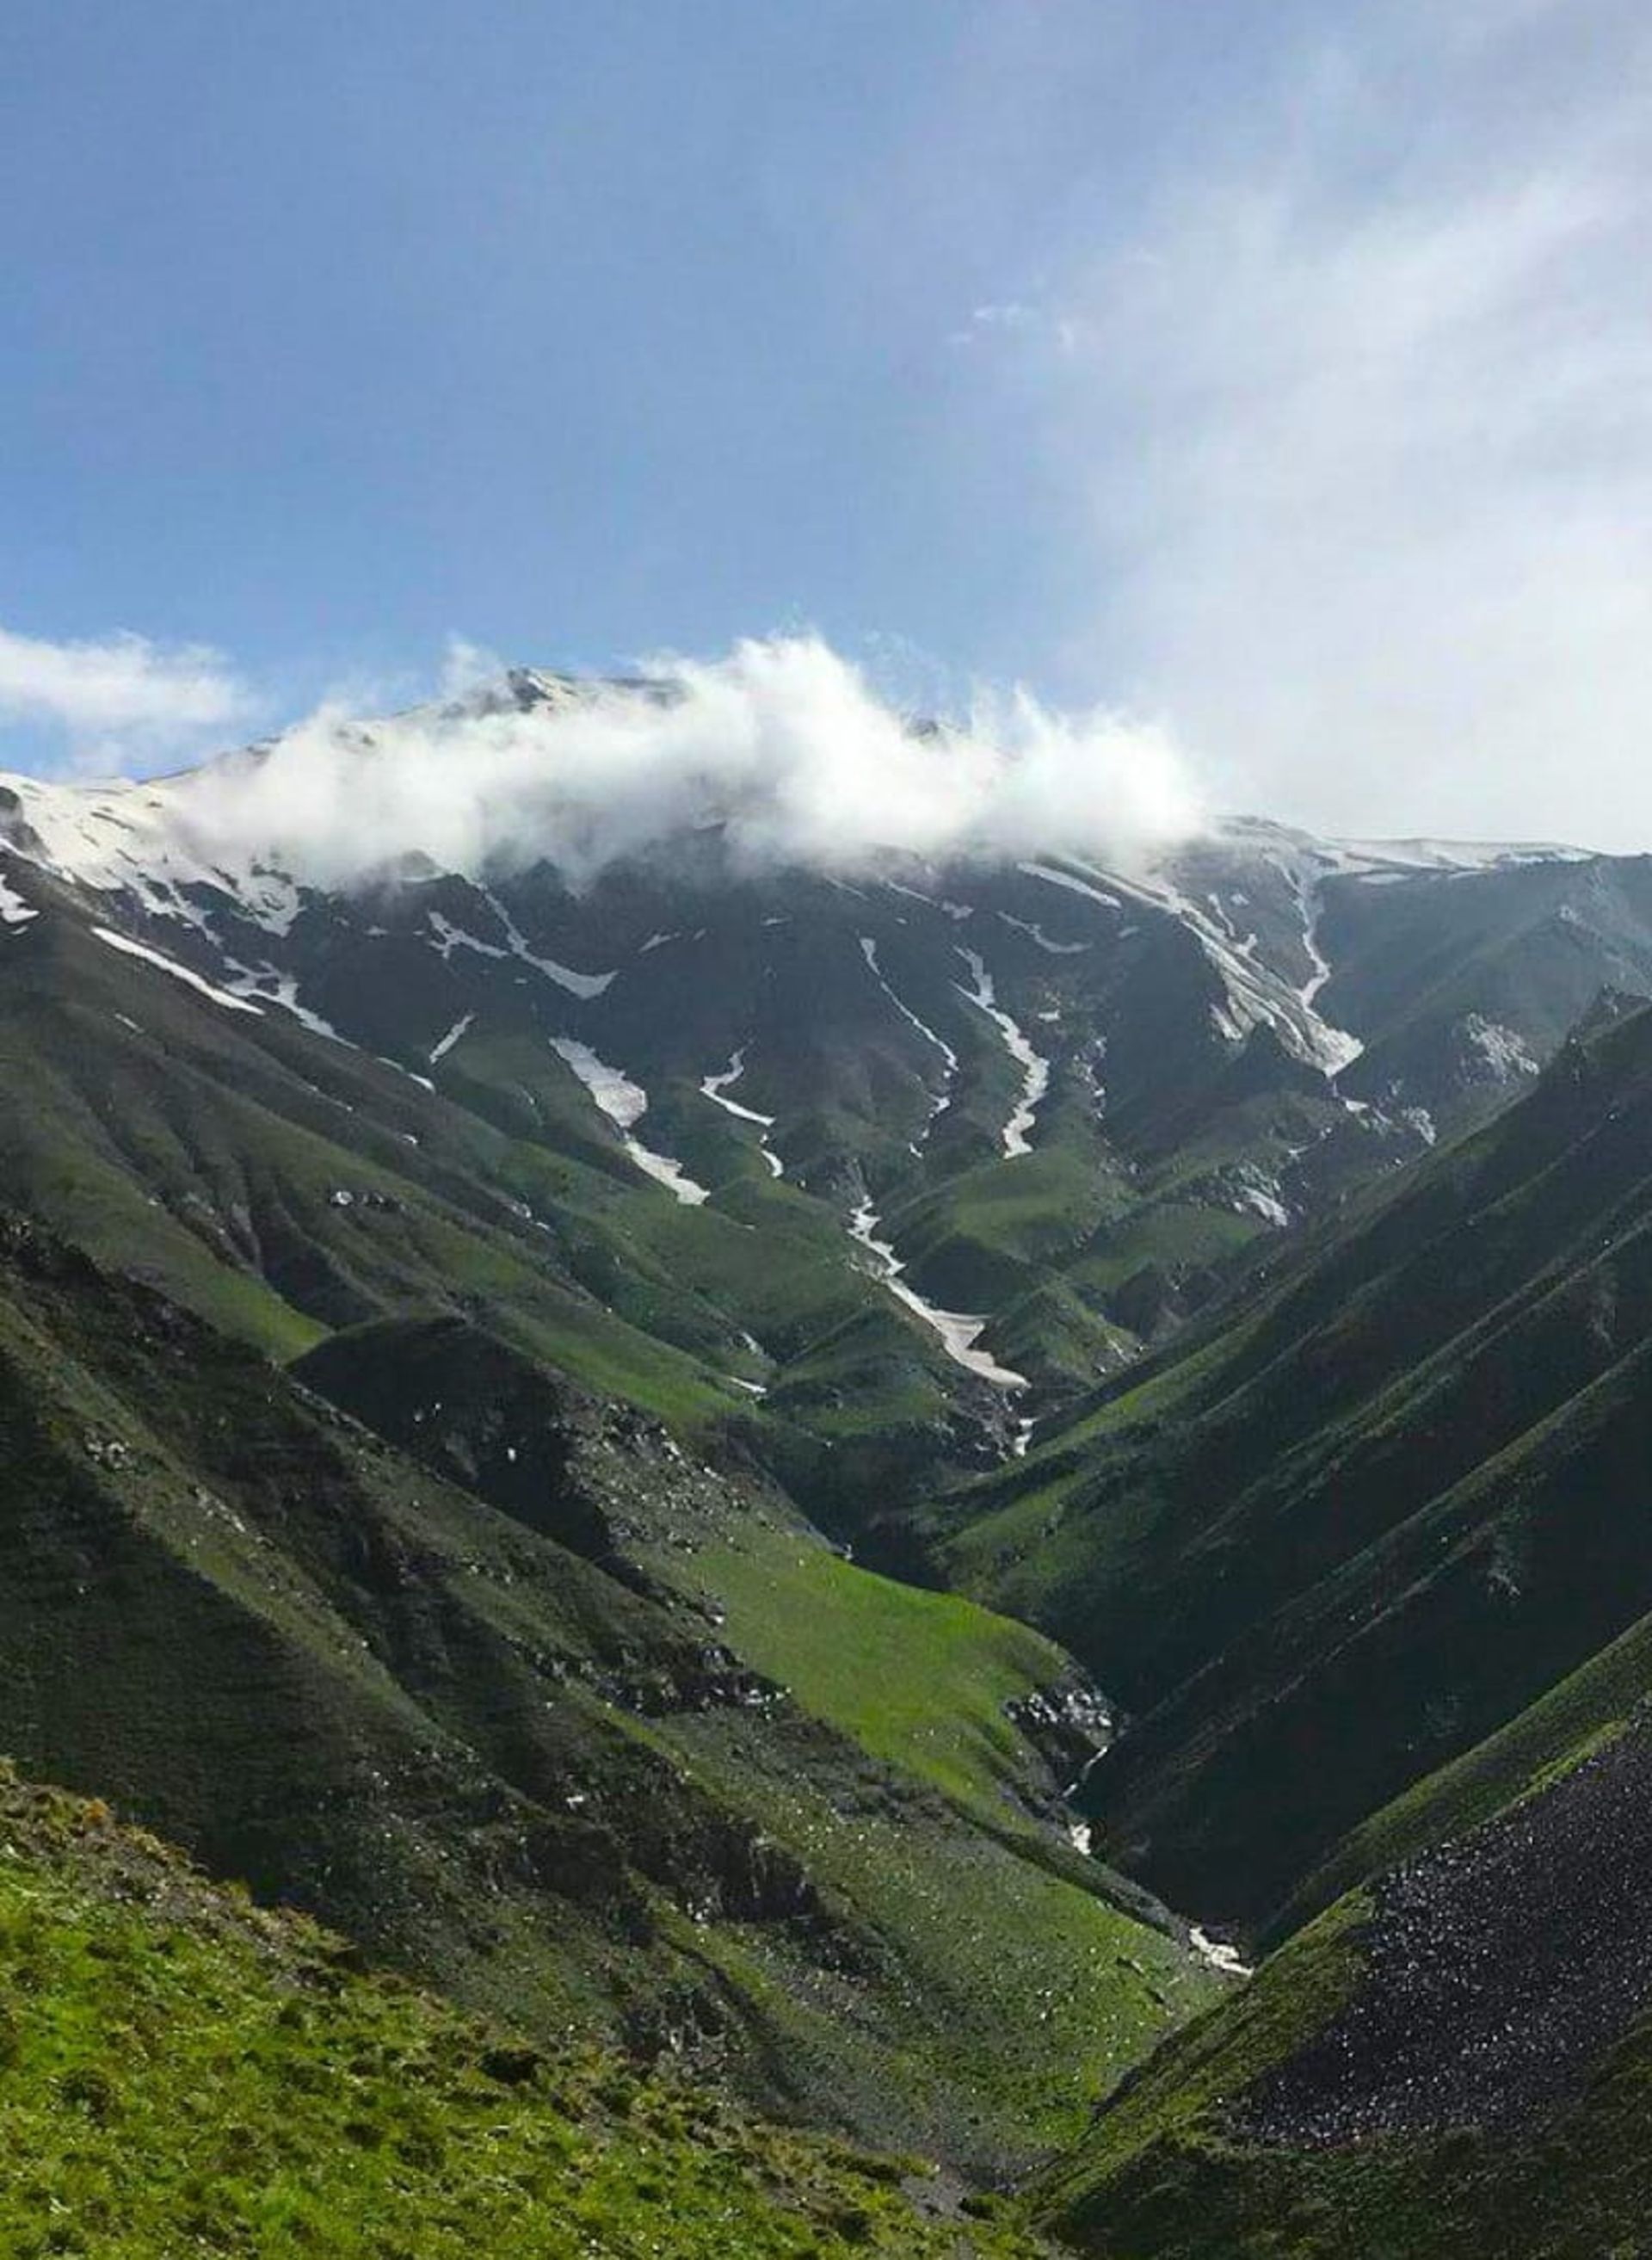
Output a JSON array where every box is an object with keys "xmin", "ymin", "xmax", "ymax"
[
  {"xmin": 0, "ymin": 622, "xmax": 252, "ymax": 768},
  {"xmin": 950, "ymin": 299, "xmax": 1082, "ymax": 354},
  {"xmin": 971, "ymin": 2, "xmax": 1652, "ymax": 847}
]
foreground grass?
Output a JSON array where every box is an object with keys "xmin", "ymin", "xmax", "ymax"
[{"xmin": 0, "ymin": 1765, "xmax": 1053, "ymax": 2259}]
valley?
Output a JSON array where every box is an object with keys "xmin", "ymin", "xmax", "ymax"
[{"xmin": 5, "ymin": 679, "xmax": 1652, "ymax": 2252}]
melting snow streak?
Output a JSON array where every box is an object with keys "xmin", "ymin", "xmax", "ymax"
[
  {"xmin": 92, "ymin": 927, "xmax": 264, "ymax": 1015},
  {"xmin": 848, "ymin": 1203, "xmax": 1026, "ymax": 1388},
  {"xmin": 953, "ymin": 949, "xmax": 1048, "ymax": 1158},
  {"xmin": 858, "ymin": 937, "xmax": 958, "ymax": 1070},
  {"xmin": 551, "ymin": 1036, "xmax": 711, "ymax": 1204},
  {"xmin": 700, "ymin": 1049, "xmax": 785, "ymax": 1177},
  {"xmin": 430, "ymin": 1010, "xmax": 475, "ymax": 1063},
  {"xmin": 0, "ymin": 872, "xmax": 37, "ymax": 929}
]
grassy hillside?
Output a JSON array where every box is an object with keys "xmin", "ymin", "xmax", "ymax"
[
  {"xmin": 0, "ymin": 909, "xmax": 992, "ymax": 1497},
  {"xmin": 0, "ymin": 1761, "xmax": 1055, "ymax": 2259},
  {"xmin": 1, "ymin": 820, "xmax": 1516, "ymax": 1487},
  {"xmin": 929, "ymin": 998, "xmax": 1652, "ymax": 1932},
  {"xmin": 291, "ymin": 1310, "xmax": 1222, "ymax": 2170},
  {"xmin": 1037, "ymin": 1696, "xmax": 1652, "ymax": 2258},
  {"xmin": 0, "ymin": 1216, "xmax": 1217, "ymax": 2179},
  {"xmin": 1281, "ymin": 1600, "xmax": 1652, "ymax": 1937}
]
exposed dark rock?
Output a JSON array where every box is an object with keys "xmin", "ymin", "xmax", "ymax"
[{"xmin": 1242, "ymin": 1713, "xmax": 1652, "ymax": 2146}]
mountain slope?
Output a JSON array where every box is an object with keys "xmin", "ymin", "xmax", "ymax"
[
  {"xmin": 0, "ymin": 1209, "xmax": 1217, "ymax": 2177},
  {"xmin": 10, "ymin": 690, "xmax": 1652, "ymax": 1496},
  {"xmin": 0, "ymin": 1760, "xmax": 1051, "ymax": 2259},
  {"xmin": 931, "ymin": 992, "xmax": 1652, "ymax": 1934},
  {"xmin": 12, "ymin": 682, "xmax": 1652, "ymax": 2215},
  {"xmin": 1036, "ymin": 1661, "xmax": 1652, "ymax": 2259}
]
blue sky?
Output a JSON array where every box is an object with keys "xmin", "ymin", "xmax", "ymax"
[{"xmin": 3, "ymin": 0, "xmax": 1650, "ymax": 846}]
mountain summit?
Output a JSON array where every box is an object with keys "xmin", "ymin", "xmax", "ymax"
[
  {"xmin": 3, "ymin": 696, "xmax": 1649, "ymax": 1489},
  {"xmin": 7, "ymin": 688, "xmax": 1652, "ymax": 2250}
]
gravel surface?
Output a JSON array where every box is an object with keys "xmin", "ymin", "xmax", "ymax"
[{"xmin": 1242, "ymin": 1710, "xmax": 1652, "ymax": 2146}]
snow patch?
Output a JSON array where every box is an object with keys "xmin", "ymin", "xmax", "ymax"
[
  {"xmin": 217, "ymin": 962, "xmax": 352, "ymax": 1041},
  {"xmin": 1191, "ymin": 1926, "xmax": 1253, "ymax": 1978},
  {"xmin": 92, "ymin": 927, "xmax": 264, "ymax": 1016},
  {"xmin": 953, "ymin": 948, "xmax": 1049, "ymax": 1158},
  {"xmin": 997, "ymin": 911, "xmax": 1090, "ymax": 955},
  {"xmin": 1274, "ymin": 855, "xmax": 1365, "ymax": 1072},
  {"xmin": 700, "ymin": 1048, "xmax": 775, "ymax": 1127},
  {"xmin": 480, "ymin": 889, "xmax": 617, "ymax": 997},
  {"xmin": 1326, "ymin": 835, "xmax": 1589, "ymax": 874},
  {"xmin": 551, "ymin": 1036, "xmax": 711, "ymax": 1204},
  {"xmin": 0, "ymin": 773, "xmax": 310, "ymax": 942},
  {"xmin": 426, "ymin": 910, "xmax": 506, "ymax": 962},
  {"xmin": 858, "ymin": 937, "xmax": 959, "ymax": 1071},
  {"xmin": 430, "ymin": 1010, "xmax": 475, "ymax": 1064},
  {"xmin": 848, "ymin": 1201, "xmax": 1026, "ymax": 1388},
  {"xmin": 700, "ymin": 1049, "xmax": 785, "ymax": 1177},
  {"xmin": 1019, "ymin": 861, "xmax": 1121, "ymax": 913},
  {"xmin": 1232, "ymin": 1170, "xmax": 1291, "ymax": 1229},
  {"xmin": 1463, "ymin": 1014, "xmax": 1538, "ymax": 1078},
  {"xmin": 0, "ymin": 872, "xmax": 36, "ymax": 929},
  {"xmin": 1109, "ymin": 854, "xmax": 1365, "ymax": 1079}
]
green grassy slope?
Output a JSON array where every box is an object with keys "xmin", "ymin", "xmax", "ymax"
[
  {"xmin": 0, "ymin": 913, "xmax": 984, "ymax": 1484},
  {"xmin": 0, "ymin": 1218, "xmax": 1217, "ymax": 2178},
  {"xmin": 291, "ymin": 1309, "xmax": 1224, "ymax": 2171},
  {"xmin": 0, "ymin": 1762, "xmax": 1055, "ymax": 2260},
  {"xmin": 0, "ymin": 834, "xmax": 1470, "ymax": 1485},
  {"xmin": 1280, "ymin": 1600, "xmax": 1652, "ymax": 1936},
  {"xmin": 1037, "ymin": 1697, "xmax": 1652, "ymax": 2259},
  {"xmin": 928, "ymin": 998, "xmax": 1652, "ymax": 1931}
]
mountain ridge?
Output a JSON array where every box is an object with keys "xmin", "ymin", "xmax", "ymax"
[
  {"xmin": 8, "ymin": 682, "xmax": 1648, "ymax": 1492},
  {"xmin": 8, "ymin": 683, "xmax": 1652, "ymax": 2245}
]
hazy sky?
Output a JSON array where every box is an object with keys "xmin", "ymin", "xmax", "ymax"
[{"xmin": 3, "ymin": 0, "xmax": 1649, "ymax": 848}]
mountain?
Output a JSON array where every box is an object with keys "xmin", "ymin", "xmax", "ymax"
[
  {"xmin": 917, "ymin": 998, "xmax": 1652, "ymax": 2257},
  {"xmin": 0, "ymin": 1758, "xmax": 1051, "ymax": 2257},
  {"xmin": 1035, "ymin": 1626, "xmax": 1652, "ymax": 2257},
  {"xmin": 9, "ymin": 676, "xmax": 1652, "ymax": 2243},
  {"xmin": 929, "ymin": 989, "xmax": 1652, "ymax": 1942},
  {"xmin": 0, "ymin": 1207, "xmax": 1217, "ymax": 2180},
  {"xmin": 6, "ymin": 676, "xmax": 1652, "ymax": 1523}
]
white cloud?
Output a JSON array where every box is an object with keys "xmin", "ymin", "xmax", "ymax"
[
  {"xmin": 435, "ymin": 635, "xmax": 509, "ymax": 703},
  {"xmin": 970, "ymin": 301, "xmax": 1036, "ymax": 330},
  {"xmin": 0, "ymin": 623, "xmax": 251, "ymax": 764},
  {"xmin": 951, "ymin": 299, "xmax": 1082, "ymax": 355},
  {"xmin": 176, "ymin": 633, "xmax": 1203, "ymax": 886},
  {"xmin": 993, "ymin": 4, "xmax": 1652, "ymax": 849}
]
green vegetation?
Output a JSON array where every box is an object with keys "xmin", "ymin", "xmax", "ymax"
[
  {"xmin": 651, "ymin": 1515, "xmax": 1072, "ymax": 1817},
  {"xmin": 0, "ymin": 1763, "xmax": 1051, "ymax": 2259},
  {"xmin": 1282, "ymin": 1602, "xmax": 1652, "ymax": 1935},
  {"xmin": 17, "ymin": 800, "xmax": 1652, "ymax": 2250},
  {"xmin": 663, "ymin": 1707, "xmax": 1217, "ymax": 2170},
  {"xmin": 1036, "ymin": 1897, "xmax": 1371, "ymax": 2256},
  {"xmin": 928, "ymin": 998, "xmax": 1652, "ymax": 1935},
  {"xmin": 291, "ymin": 1307, "xmax": 1224, "ymax": 2168},
  {"xmin": 1039, "ymin": 1776, "xmax": 1652, "ymax": 2259},
  {"xmin": 0, "ymin": 1222, "xmax": 1215, "ymax": 2182}
]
